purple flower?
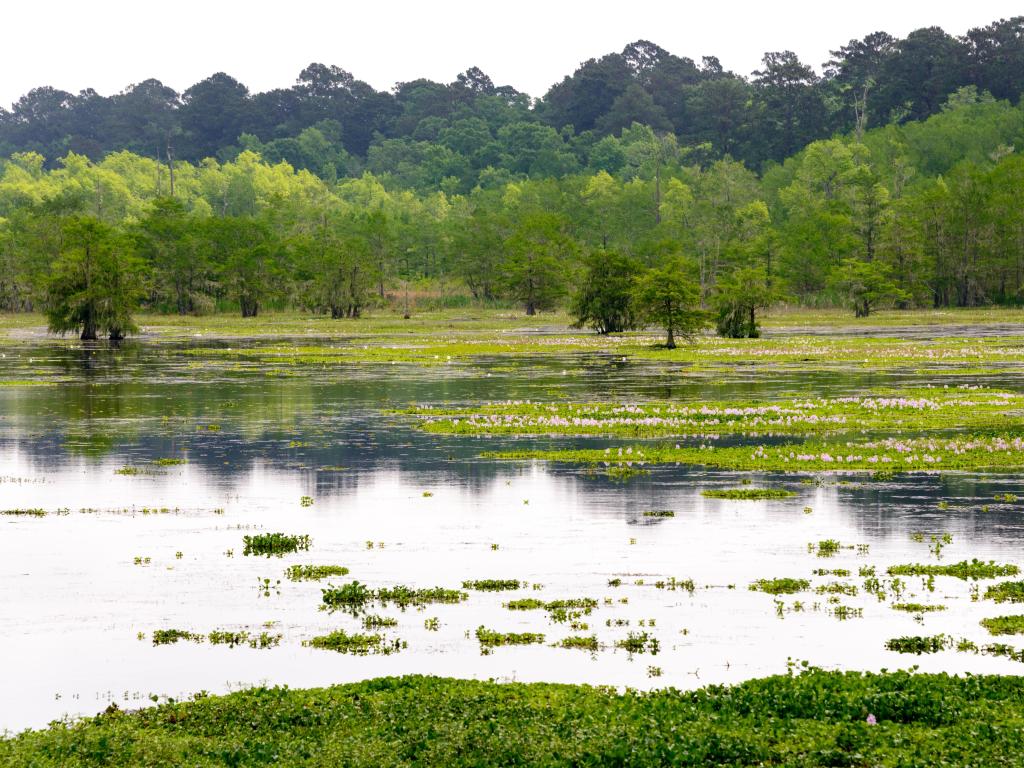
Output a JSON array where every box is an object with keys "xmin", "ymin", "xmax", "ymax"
[{"xmin": 866, "ymin": 714, "xmax": 877, "ymax": 725}]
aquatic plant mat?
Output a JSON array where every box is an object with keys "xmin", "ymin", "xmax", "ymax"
[{"xmin": 4, "ymin": 672, "xmax": 1024, "ymax": 766}]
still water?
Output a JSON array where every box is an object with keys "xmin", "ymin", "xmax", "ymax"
[{"xmin": 1, "ymin": 339, "xmax": 1022, "ymax": 731}]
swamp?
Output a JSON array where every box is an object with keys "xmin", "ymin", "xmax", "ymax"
[{"xmin": 2, "ymin": 308, "xmax": 1024, "ymax": 754}]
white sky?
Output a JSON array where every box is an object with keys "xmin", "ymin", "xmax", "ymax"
[{"xmin": 1, "ymin": 1, "xmax": 1022, "ymax": 107}]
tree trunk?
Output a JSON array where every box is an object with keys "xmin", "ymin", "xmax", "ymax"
[
  {"xmin": 525, "ymin": 302, "xmax": 536, "ymax": 316},
  {"xmin": 80, "ymin": 315, "xmax": 98, "ymax": 341},
  {"xmin": 665, "ymin": 325, "xmax": 676, "ymax": 349}
]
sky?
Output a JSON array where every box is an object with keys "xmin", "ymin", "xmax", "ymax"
[{"xmin": 1, "ymin": 1, "xmax": 1022, "ymax": 107}]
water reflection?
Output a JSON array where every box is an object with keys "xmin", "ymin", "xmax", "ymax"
[{"xmin": 1, "ymin": 341, "xmax": 1023, "ymax": 732}]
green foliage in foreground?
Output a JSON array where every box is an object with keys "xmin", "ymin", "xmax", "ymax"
[
  {"xmin": 702, "ymin": 488, "xmax": 797, "ymax": 500},
  {"xmin": 5, "ymin": 673, "xmax": 1024, "ymax": 766},
  {"xmin": 888, "ymin": 560, "xmax": 1020, "ymax": 580}
]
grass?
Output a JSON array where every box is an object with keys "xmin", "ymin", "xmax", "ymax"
[
  {"xmin": 7, "ymin": 672, "xmax": 1024, "ymax": 765},
  {"xmin": 242, "ymin": 533, "xmax": 312, "ymax": 557},
  {"xmin": 887, "ymin": 560, "xmax": 1020, "ymax": 580}
]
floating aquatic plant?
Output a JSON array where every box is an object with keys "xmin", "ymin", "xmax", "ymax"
[
  {"xmin": 242, "ymin": 533, "xmax": 312, "ymax": 557},
  {"xmin": 703, "ymin": 489, "xmax": 796, "ymax": 500},
  {"xmin": 285, "ymin": 564, "xmax": 349, "ymax": 581}
]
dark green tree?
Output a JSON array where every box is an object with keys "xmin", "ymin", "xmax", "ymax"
[
  {"xmin": 571, "ymin": 249, "xmax": 640, "ymax": 333},
  {"xmin": 45, "ymin": 216, "xmax": 144, "ymax": 340},
  {"xmin": 633, "ymin": 259, "xmax": 707, "ymax": 348}
]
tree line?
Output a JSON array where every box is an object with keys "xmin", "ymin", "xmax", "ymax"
[
  {"xmin": 1, "ymin": 17, "xmax": 1023, "ymax": 186},
  {"xmin": 1, "ymin": 85, "xmax": 1023, "ymax": 339}
]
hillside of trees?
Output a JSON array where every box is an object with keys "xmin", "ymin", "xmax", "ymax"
[
  {"xmin": 3, "ymin": 18, "xmax": 1024, "ymax": 180},
  {"xmin": 1, "ymin": 17, "xmax": 1024, "ymax": 338}
]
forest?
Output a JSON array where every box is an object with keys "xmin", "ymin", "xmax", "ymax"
[{"xmin": 1, "ymin": 16, "xmax": 1024, "ymax": 338}]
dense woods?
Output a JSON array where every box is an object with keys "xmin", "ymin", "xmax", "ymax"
[{"xmin": 2, "ymin": 16, "xmax": 1024, "ymax": 336}]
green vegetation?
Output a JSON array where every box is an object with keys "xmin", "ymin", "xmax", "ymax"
[
  {"xmin": 320, "ymin": 581, "xmax": 373, "ymax": 612},
  {"xmin": 4, "ymin": 24, "xmax": 1024, "ymax": 334},
  {"xmin": 320, "ymin": 582, "xmax": 468, "ymax": 612},
  {"xmin": 985, "ymin": 581, "xmax": 1024, "ymax": 604},
  {"xmin": 361, "ymin": 615, "xmax": 399, "ymax": 630},
  {"xmin": 8, "ymin": 672, "xmax": 1024, "ymax": 765},
  {"xmin": 555, "ymin": 635, "xmax": 600, "ymax": 652},
  {"xmin": 980, "ymin": 615, "xmax": 1024, "ymax": 636},
  {"xmin": 888, "ymin": 560, "xmax": 1020, "ymax": 580},
  {"xmin": 486, "ymin": 434, "xmax": 1024, "ymax": 473},
  {"xmin": 475, "ymin": 627, "xmax": 545, "ymax": 650},
  {"xmin": 406, "ymin": 388, "xmax": 1024, "ymax": 439},
  {"xmin": 242, "ymin": 533, "xmax": 312, "ymax": 557},
  {"xmin": 461, "ymin": 579, "xmax": 522, "ymax": 591},
  {"xmin": 641, "ymin": 510, "xmax": 675, "ymax": 518},
  {"xmin": 892, "ymin": 603, "xmax": 947, "ymax": 613},
  {"xmin": 614, "ymin": 632, "xmax": 660, "ymax": 655},
  {"xmin": 505, "ymin": 598, "xmax": 546, "ymax": 611},
  {"xmin": 151, "ymin": 629, "xmax": 202, "ymax": 646},
  {"xmin": 749, "ymin": 578, "xmax": 810, "ymax": 595},
  {"xmin": 284, "ymin": 564, "xmax": 350, "ymax": 581},
  {"xmin": 152, "ymin": 457, "xmax": 188, "ymax": 466},
  {"xmin": 0, "ymin": 508, "xmax": 46, "ymax": 517},
  {"xmin": 702, "ymin": 488, "xmax": 797, "ymax": 500},
  {"xmin": 306, "ymin": 630, "xmax": 404, "ymax": 656},
  {"xmin": 885, "ymin": 635, "xmax": 952, "ymax": 654}
]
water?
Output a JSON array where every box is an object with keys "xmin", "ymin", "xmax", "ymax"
[{"xmin": 2, "ymin": 338, "xmax": 1023, "ymax": 732}]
